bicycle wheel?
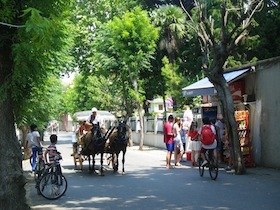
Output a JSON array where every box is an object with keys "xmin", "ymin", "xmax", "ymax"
[
  {"xmin": 39, "ymin": 173, "xmax": 68, "ymax": 200},
  {"xmin": 198, "ymin": 156, "xmax": 204, "ymax": 177},
  {"xmin": 209, "ymin": 156, "xmax": 218, "ymax": 180}
]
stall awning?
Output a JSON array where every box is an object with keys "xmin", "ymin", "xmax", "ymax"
[{"xmin": 182, "ymin": 68, "xmax": 250, "ymax": 97}]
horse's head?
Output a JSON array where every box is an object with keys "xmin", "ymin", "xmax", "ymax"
[
  {"xmin": 91, "ymin": 122, "xmax": 102, "ymax": 139},
  {"xmin": 117, "ymin": 120, "xmax": 127, "ymax": 139}
]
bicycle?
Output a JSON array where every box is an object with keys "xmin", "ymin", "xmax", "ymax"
[
  {"xmin": 37, "ymin": 154, "xmax": 68, "ymax": 200},
  {"xmin": 198, "ymin": 149, "xmax": 219, "ymax": 180},
  {"xmin": 33, "ymin": 148, "xmax": 45, "ymax": 182}
]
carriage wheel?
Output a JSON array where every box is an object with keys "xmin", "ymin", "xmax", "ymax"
[{"xmin": 73, "ymin": 154, "xmax": 83, "ymax": 170}]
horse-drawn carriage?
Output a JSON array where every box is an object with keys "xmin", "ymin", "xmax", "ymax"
[{"xmin": 72, "ymin": 111, "xmax": 128, "ymax": 175}]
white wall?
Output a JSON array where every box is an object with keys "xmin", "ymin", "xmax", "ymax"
[{"xmin": 255, "ymin": 60, "xmax": 280, "ymax": 168}]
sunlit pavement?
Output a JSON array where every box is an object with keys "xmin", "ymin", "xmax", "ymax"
[{"xmin": 23, "ymin": 131, "xmax": 280, "ymax": 210}]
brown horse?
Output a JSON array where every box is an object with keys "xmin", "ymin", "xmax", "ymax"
[
  {"xmin": 82, "ymin": 123, "xmax": 107, "ymax": 175},
  {"xmin": 106, "ymin": 120, "xmax": 128, "ymax": 174}
]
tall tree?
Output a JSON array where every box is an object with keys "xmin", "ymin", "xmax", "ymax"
[
  {"xmin": 71, "ymin": 0, "xmax": 141, "ymax": 74},
  {"xmin": 0, "ymin": 1, "xmax": 73, "ymax": 208},
  {"xmin": 180, "ymin": 0, "xmax": 265, "ymax": 174},
  {"xmin": 151, "ymin": 5, "xmax": 187, "ymax": 63},
  {"xmin": 93, "ymin": 7, "xmax": 159, "ymax": 149}
]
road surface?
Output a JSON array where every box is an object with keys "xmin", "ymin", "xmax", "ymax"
[{"xmin": 23, "ymin": 131, "xmax": 280, "ymax": 210}]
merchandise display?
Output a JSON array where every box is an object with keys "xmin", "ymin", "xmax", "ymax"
[{"xmin": 235, "ymin": 110, "xmax": 254, "ymax": 167}]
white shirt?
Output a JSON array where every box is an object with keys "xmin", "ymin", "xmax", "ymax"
[{"xmin": 30, "ymin": 131, "xmax": 41, "ymax": 148}]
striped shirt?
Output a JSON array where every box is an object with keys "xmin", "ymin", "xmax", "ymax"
[{"xmin": 46, "ymin": 144, "xmax": 58, "ymax": 163}]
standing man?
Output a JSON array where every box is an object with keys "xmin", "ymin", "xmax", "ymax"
[
  {"xmin": 28, "ymin": 124, "xmax": 42, "ymax": 171},
  {"xmin": 164, "ymin": 115, "xmax": 174, "ymax": 169}
]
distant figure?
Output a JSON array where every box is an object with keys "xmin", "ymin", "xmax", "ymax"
[
  {"xmin": 53, "ymin": 122, "xmax": 59, "ymax": 134},
  {"xmin": 183, "ymin": 105, "xmax": 193, "ymax": 128}
]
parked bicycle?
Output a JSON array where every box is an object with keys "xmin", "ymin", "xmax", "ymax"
[
  {"xmin": 37, "ymin": 153, "xmax": 68, "ymax": 200},
  {"xmin": 33, "ymin": 148, "xmax": 45, "ymax": 183},
  {"xmin": 198, "ymin": 149, "xmax": 219, "ymax": 180}
]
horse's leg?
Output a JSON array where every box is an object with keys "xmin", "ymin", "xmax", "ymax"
[
  {"xmin": 122, "ymin": 150, "xmax": 126, "ymax": 175},
  {"xmin": 92, "ymin": 154, "xmax": 96, "ymax": 174},
  {"xmin": 113, "ymin": 153, "xmax": 118, "ymax": 172},
  {"xmin": 88, "ymin": 155, "xmax": 92, "ymax": 173},
  {"xmin": 100, "ymin": 152, "xmax": 104, "ymax": 176},
  {"xmin": 116, "ymin": 153, "xmax": 120, "ymax": 172}
]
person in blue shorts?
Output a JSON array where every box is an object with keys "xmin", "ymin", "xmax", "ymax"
[{"xmin": 164, "ymin": 115, "xmax": 175, "ymax": 169}]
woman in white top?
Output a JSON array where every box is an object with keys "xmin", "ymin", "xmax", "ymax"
[{"xmin": 173, "ymin": 117, "xmax": 184, "ymax": 166}]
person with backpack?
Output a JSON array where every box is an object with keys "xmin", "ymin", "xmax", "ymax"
[{"xmin": 198, "ymin": 117, "xmax": 217, "ymax": 166}]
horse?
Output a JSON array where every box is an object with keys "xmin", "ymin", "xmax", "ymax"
[
  {"xmin": 106, "ymin": 120, "xmax": 128, "ymax": 174},
  {"xmin": 82, "ymin": 122, "xmax": 107, "ymax": 175}
]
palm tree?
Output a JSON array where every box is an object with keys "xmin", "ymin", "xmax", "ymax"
[{"xmin": 151, "ymin": 5, "xmax": 187, "ymax": 62}]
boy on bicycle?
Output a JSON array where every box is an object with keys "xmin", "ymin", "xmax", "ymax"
[{"xmin": 44, "ymin": 134, "xmax": 62, "ymax": 174}]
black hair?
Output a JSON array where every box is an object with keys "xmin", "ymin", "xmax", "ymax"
[
  {"xmin": 210, "ymin": 118, "xmax": 216, "ymax": 124},
  {"xmin": 30, "ymin": 124, "xmax": 37, "ymax": 131},
  {"xmin": 202, "ymin": 117, "xmax": 211, "ymax": 125},
  {"xmin": 168, "ymin": 115, "xmax": 174, "ymax": 120},
  {"xmin": 50, "ymin": 134, "xmax": 58, "ymax": 144}
]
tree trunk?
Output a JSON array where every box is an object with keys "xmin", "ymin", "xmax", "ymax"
[
  {"xmin": 130, "ymin": 77, "xmax": 144, "ymax": 150},
  {"xmin": 0, "ymin": 37, "xmax": 30, "ymax": 208},
  {"xmin": 137, "ymin": 106, "xmax": 145, "ymax": 150},
  {"xmin": 210, "ymin": 74, "xmax": 246, "ymax": 174}
]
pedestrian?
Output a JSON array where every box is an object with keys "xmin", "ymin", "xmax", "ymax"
[
  {"xmin": 179, "ymin": 120, "xmax": 188, "ymax": 162},
  {"xmin": 198, "ymin": 117, "xmax": 217, "ymax": 166},
  {"xmin": 163, "ymin": 115, "xmax": 175, "ymax": 169},
  {"xmin": 215, "ymin": 115, "xmax": 225, "ymax": 163},
  {"xmin": 174, "ymin": 117, "xmax": 184, "ymax": 166},
  {"xmin": 183, "ymin": 105, "xmax": 193, "ymax": 130},
  {"xmin": 29, "ymin": 124, "xmax": 42, "ymax": 171},
  {"xmin": 189, "ymin": 122, "xmax": 200, "ymax": 166}
]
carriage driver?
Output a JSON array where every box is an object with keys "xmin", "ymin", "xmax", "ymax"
[{"xmin": 87, "ymin": 107, "xmax": 100, "ymax": 125}]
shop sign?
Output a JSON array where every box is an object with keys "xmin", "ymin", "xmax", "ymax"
[{"xmin": 229, "ymin": 81, "xmax": 245, "ymax": 101}]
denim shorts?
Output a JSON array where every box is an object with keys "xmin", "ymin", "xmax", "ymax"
[{"xmin": 166, "ymin": 143, "xmax": 174, "ymax": 152}]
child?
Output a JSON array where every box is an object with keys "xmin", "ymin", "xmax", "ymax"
[{"xmin": 44, "ymin": 134, "xmax": 62, "ymax": 174}]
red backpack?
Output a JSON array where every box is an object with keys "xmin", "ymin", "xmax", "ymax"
[{"xmin": 201, "ymin": 125, "xmax": 215, "ymax": 145}]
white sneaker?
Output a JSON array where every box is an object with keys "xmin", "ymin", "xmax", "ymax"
[{"xmin": 201, "ymin": 160, "xmax": 208, "ymax": 166}]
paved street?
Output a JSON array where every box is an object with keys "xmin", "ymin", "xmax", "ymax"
[{"xmin": 23, "ymin": 132, "xmax": 280, "ymax": 210}]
